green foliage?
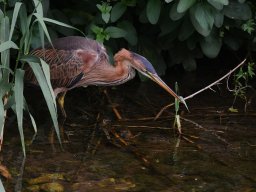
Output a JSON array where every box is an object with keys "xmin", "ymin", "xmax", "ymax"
[
  {"xmin": 97, "ymin": 2, "xmax": 112, "ymax": 23},
  {"xmin": 242, "ymin": 19, "xmax": 256, "ymax": 35},
  {"xmin": 230, "ymin": 62, "xmax": 255, "ymax": 109},
  {"xmin": 55, "ymin": 0, "xmax": 254, "ymax": 72},
  {"xmin": 0, "ymin": 179, "xmax": 5, "ymax": 192},
  {"xmin": 146, "ymin": 0, "xmax": 161, "ymax": 24},
  {"xmin": 0, "ymin": 0, "xmax": 83, "ymax": 155}
]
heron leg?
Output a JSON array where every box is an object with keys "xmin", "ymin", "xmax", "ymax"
[{"xmin": 57, "ymin": 91, "xmax": 67, "ymax": 119}]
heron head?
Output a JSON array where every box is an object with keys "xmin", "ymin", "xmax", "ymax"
[{"xmin": 114, "ymin": 49, "xmax": 182, "ymax": 102}]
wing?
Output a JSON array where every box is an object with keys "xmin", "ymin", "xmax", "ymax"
[{"xmin": 25, "ymin": 47, "xmax": 99, "ymax": 89}]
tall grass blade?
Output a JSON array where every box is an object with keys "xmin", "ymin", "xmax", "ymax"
[
  {"xmin": 43, "ymin": 18, "xmax": 85, "ymax": 36},
  {"xmin": 0, "ymin": 179, "xmax": 5, "ymax": 192},
  {"xmin": 0, "ymin": 17, "xmax": 10, "ymax": 80},
  {"xmin": 0, "ymin": 66, "xmax": 14, "ymax": 75},
  {"xmin": 22, "ymin": 98, "xmax": 37, "ymax": 134},
  {"xmin": 40, "ymin": 59, "xmax": 56, "ymax": 107},
  {"xmin": 0, "ymin": 41, "xmax": 19, "ymax": 52},
  {"xmin": 19, "ymin": 4, "xmax": 27, "ymax": 36},
  {"xmin": 19, "ymin": 5, "xmax": 32, "ymax": 54},
  {"xmin": 33, "ymin": 13, "xmax": 52, "ymax": 46},
  {"xmin": 9, "ymin": 2, "xmax": 22, "ymax": 40},
  {"xmin": 0, "ymin": 98, "xmax": 4, "ymax": 143},
  {"xmin": 26, "ymin": 61, "xmax": 60, "ymax": 143},
  {"xmin": 33, "ymin": 0, "xmax": 44, "ymax": 16},
  {"xmin": 14, "ymin": 69, "xmax": 25, "ymax": 155}
]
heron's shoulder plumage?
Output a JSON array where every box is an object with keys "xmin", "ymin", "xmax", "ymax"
[
  {"xmin": 44, "ymin": 36, "xmax": 104, "ymax": 52},
  {"xmin": 26, "ymin": 36, "xmax": 108, "ymax": 89}
]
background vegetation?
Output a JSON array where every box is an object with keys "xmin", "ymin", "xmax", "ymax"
[{"xmin": 47, "ymin": 0, "xmax": 256, "ymax": 72}]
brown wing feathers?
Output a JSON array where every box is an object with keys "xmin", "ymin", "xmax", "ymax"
[
  {"xmin": 25, "ymin": 36, "xmax": 103, "ymax": 89},
  {"xmin": 27, "ymin": 48, "xmax": 84, "ymax": 89}
]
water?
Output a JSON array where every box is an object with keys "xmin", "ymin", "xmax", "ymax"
[{"xmin": 2, "ymin": 79, "xmax": 256, "ymax": 192}]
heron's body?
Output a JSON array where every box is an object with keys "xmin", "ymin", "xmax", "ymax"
[
  {"xmin": 26, "ymin": 36, "xmax": 136, "ymax": 96},
  {"xmin": 26, "ymin": 36, "xmax": 182, "ymax": 117}
]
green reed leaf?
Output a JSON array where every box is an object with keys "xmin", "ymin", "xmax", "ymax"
[
  {"xmin": 0, "ymin": 41, "xmax": 19, "ymax": 52},
  {"xmin": 14, "ymin": 69, "xmax": 25, "ymax": 155},
  {"xmin": 9, "ymin": 2, "xmax": 22, "ymax": 40},
  {"xmin": 26, "ymin": 60, "xmax": 60, "ymax": 144}
]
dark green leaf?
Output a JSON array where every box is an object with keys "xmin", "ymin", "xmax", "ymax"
[
  {"xmin": 8, "ymin": 0, "xmax": 19, "ymax": 7},
  {"xmin": 160, "ymin": 19, "xmax": 181, "ymax": 36},
  {"xmin": 91, "ymin": 25, "xmax": 103, "ymax": 34},
  {"xmin": 213, "ymin": 11, "xmax": 224, "ymax": 28},
  {"xmin": 177, "ymin": 0, "xmax": 196, "ymax": 13},
  {"xmin": 190, "ymin": 3, "xmax": 214, "ymax": 36},
  {"xmin": 105, "ymin": 26, "xmax": 127, "ymax": 38},
  {"xmin": 121, "ymin": 0, "xmax": 136, "ymax": 7},
  {"xmin": 178, "ymin": 16, "xmax": 194, "ymax": 41},
  {"xmin": 223, "ymin": 2, "xmax": 252, "ymax": 20},
  {"xmin": 0, "ymin": 9, "xmax": 3, "ymax": 20},
  {"xmin": 118, "ymin": 21, "xmax": 137, "ymax": 45},
  {"xmin": 248, "ymin": 63, "xmax": 255, "ymax": 78},
  {"xmin": 200, "ymin": 32, "xmax": 222, "ymax": 58},
  {"xmin": 102, "ymin": 13, "xmax": 110, "ymax": 23},
  {"xmin": 169, "ymin": 2, "xmax": 186, "ymax": 21},
  {"xmin": 147, "ymin": 0, "xmax": 161, "ymax": 24},
  {"xmin": 207, "ymin": 0, "xmax": 228, "ymax": 10},
  {"xmin": 111, "ymin": 2, "xmax": 127, "ymax": 22}
]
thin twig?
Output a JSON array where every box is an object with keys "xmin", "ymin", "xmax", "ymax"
[
  {"xmin": 184, "ymin": 58, "xmax": 247, "ymax": 100},
  {"xmin": 155, "ymin": 58, "xmax": 247, "ymax": 119}
]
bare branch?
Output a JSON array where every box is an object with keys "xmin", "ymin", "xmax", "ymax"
[
  {"xmin": 183, "ymin": 58, "xmax": 247, "ymax": 100},
  {"xmin": 155, "ymin": 58, "xmax": 247, "ymax": 119}
]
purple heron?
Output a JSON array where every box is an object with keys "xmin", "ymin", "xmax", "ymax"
[{"xmin": 26, "ymin": 36, "xmax": 183, "ymax": 117}]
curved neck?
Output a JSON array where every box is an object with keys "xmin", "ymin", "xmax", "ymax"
[{"xmin": 81, "ymin": 59, "xmax": 136, "ymax": 86}]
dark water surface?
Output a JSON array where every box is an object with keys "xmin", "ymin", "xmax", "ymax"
[{"xmin": 2, "ymin": 72, "xmax": 256, "ymax": 192}]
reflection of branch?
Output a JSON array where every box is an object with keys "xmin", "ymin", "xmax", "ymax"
[{"xmin": 155, "ymin": 58, "xmax": 247, "ymax": 119}]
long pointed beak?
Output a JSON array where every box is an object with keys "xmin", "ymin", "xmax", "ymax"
[{"xmin": 147, "ymin": 72, "xmax": 182, "ymax": 102}]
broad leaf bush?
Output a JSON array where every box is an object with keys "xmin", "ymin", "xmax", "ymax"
[{"xmin": 49, "ymin": 0, "xmax": 255, "ymax": 73}]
